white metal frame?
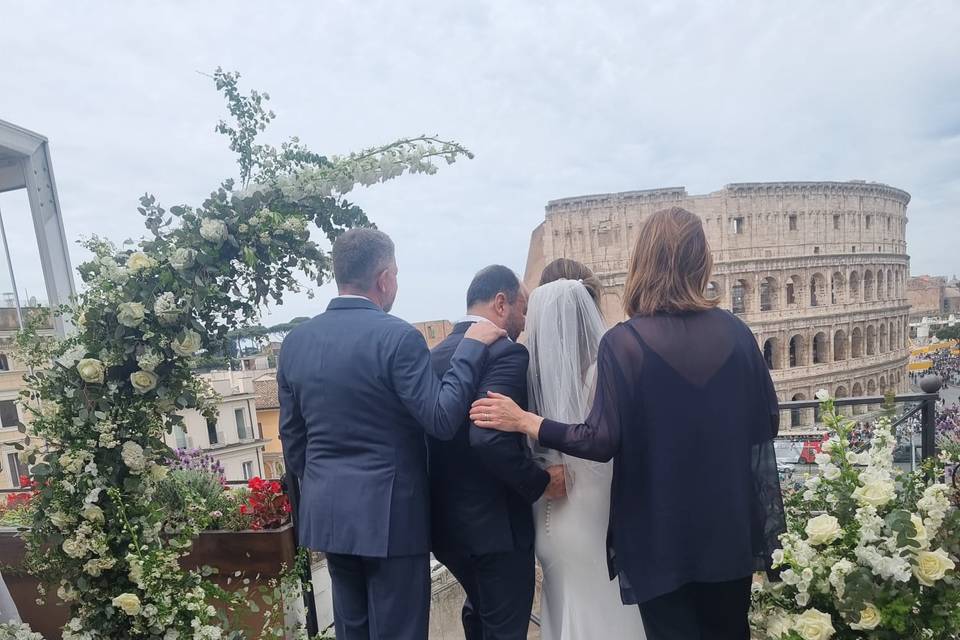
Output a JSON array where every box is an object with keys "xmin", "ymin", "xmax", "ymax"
[{"xmin": 0, "ymin": 119, "xmax": 76, "ymax": 336}]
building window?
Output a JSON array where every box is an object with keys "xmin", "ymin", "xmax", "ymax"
[
  {"xmin": 0, "ymin": 400, "xmax": 19, "ymax": 428},
  {"xmin": 731, "ymin": 217, "xmax": 744, "ymax": 234},
  {"xmin": 174, "ymin": 424, "xmax": 188, "ymax": 449},
  {"xmin": 851, "ymin": 246, "xmax": 856, "ymax": 253},
  {"xmin": 833, "ymin": 215, "xmax": 840, "ymax": 230},
  {"xmin": 788, "ymin": 215, "xmax": 797, "ymax": 231},
  {"xmin": 7, "ymin": 452, "xmax": 27, "ymax": 487},
  {"xmin": 235, "ymin": 408, "xmax": 248, "ymax": 440},
  {"xmin": 427, "ymin": 326, "xmax": 436, "ymax": 339},
  {"xmin": 887, "ymin": 218, "xmax": 891, "ymax": 231},
  {"xmin": 0, "ymin": 354, "xmax": 8, "ymax": 371},
  {"xmin": 813, "ymin": 247, "xmax": 820, "ymax": 254},
  {"xmin": 242, "ymin": 461, "xmax": 254, "ymax": 480},
  {"xmin": 207, "ymin": 421, "xmax": 219, "ymax": 446},
  {"xmin": 786, "ymin": 282, "xmax": 796, "ymax": 305},
  {"xmin": 866, "ymin": 215, "xmax": 872, "ymax": 229}
]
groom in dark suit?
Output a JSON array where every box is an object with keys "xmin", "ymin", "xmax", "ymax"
[
  {"xmin": 429, "ymin": 265, "xmax": 565, "ymax": 640},
  {"xmin": 278, "ymin": 229, "xmax": 505, "ymax": 640}
]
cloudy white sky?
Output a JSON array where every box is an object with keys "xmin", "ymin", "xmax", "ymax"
[{"xmin": 1, "ymin": 1, "xmax": 958, "ymax": 324}]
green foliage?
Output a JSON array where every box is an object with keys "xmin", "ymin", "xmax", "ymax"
[{"xmin": 934, "ymin": 325, "xmax": 960, "ymax": 342}]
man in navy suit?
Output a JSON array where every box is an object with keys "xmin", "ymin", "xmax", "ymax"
[
  {"xmin": 429, "ymin": 266, "xmax": 565, "ymax": 640},
  {"xmin": 278, "ymin": 229, "xmax": 505, "ymax": 640}
]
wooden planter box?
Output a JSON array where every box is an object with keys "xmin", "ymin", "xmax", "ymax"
[{"xmin": 0, "ymin": 524, "xmax": 298, "ymax": 639}]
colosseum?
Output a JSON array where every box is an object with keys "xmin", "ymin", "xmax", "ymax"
[{"xmin": 523, "ymin": 181, "xmax": 911, "ymax": 430}]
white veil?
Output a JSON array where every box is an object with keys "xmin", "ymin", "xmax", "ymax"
[{"xmin": 525, "ymin": 279, "xmax": 610, "ymax": 488}]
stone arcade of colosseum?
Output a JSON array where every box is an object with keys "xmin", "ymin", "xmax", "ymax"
[{"xmin": 524, "ymin": 181, "xmax": 911, "ymax": 430}]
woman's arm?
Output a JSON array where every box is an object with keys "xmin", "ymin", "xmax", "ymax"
[{"xmin": 471, "ymin": 337, "xmax": 626, "ymax": 462}]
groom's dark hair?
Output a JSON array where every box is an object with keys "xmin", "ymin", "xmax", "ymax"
[
  {"xmin": 466, "ymin": 265, "xmax": 520, "ymax": 309},
  {"xmin": 332, "ymin": 228, "xmax": 395, "ymax": 290}
]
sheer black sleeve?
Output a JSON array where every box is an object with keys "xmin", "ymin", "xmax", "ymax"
[{"xmin": 537, "ymin": 332, "xmax": 635, "ymax": 463}]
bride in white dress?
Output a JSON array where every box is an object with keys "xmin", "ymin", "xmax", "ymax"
[
  {"xmin": 525, "ymin": 265, "xmax": 646, "ymax": 640},
  {"xmin": 0, "ymin": 570, "xmax": 20, "ymax": 624}
]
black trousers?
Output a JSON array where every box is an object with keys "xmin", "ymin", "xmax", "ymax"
[
  {"xmin": 326, "ymin": 552, "xmax": 430, "ymax": 640},
  {"xmin": 435, "ymin": 548, "xmax": 535, "ymax": 640},
  {"xmin": 637, "ymin": 576, "xmax": 753, "ymax": 640}
]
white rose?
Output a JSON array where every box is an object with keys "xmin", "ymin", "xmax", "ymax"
[
  {"xmin": 849, "ymin": 602, "xmax": 881, "ymax": 631},
  {"xmin": 913, "ymin": 548, "xmax": 956, "ymax": 586},
  {"xmin": 121, "ymin": 441, "xmax": 146, "ymax": 473},
  {"xmin": 794, "ymin": 608, "xmax": 835, "ymax": 640},
  {"xmin": 169, "ymin": 247, "xmax": 196, "ymax": 271},
  {"xmin": 76, "ymin": 358, "xmax": 105, "ymax": 384},
  {"xmin": 172, "ymin": 329, "xmax": 203, "ymax": 356},
  {"xmin": 130, "ymin": 370, "xmax": 158, "ymax": 394},
  {"xmin": 81, "ymin": 504, "xmax": 104, "ymax": 523},
  {"xmin": 117, "ymin": 302, "xmax": 146, "ymax": 328},
  {"xmin": 148, "ymin": 463, "xmax": 169, "ymax": 481},
  {"xmin": 126, "ymin": 251, "xmax": 156, "ymax": 272},
  {"xmin": 814, "ymin": 389, "xmax": 831, "ymax": 402},
  {"xmin": 50, "ymin": 511, "xmax": 73, "ymax": 530},
  {"xmin": 112, "ymin": 592, "xmax": 142, "ymax": 616},
  {"xmin": 153, "ymin": 292, "xmax": 180, "ymax": 326},
  {"xmin": 814, "ymin": 453, "xmax": 831, "ymax": 466},
  {"xmin": 199, "ymin": 218, "xmax": 228, "ymax": 243},
  {"xmin": 853, "ymin": 480, "xmax": 896, "ymax": 508},
  {"xmin": 805, "ymin": 513, "xmax": 843, "ymax": 546}
]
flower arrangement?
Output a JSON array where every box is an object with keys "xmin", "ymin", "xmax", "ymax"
[
  {"xmin": 167, "ymin": 449, "xmax": 227, "ymax": 486},
  {"xmin": 751, "ymin": 391, "xmax": 960, "ymax": 639},
  {"xmin": 0, "ymin": 622, "xmax": 45, "ymax": 640},
  {"xmin": 11, "ymin": 68, "xmax": 471, "ymax": 639},
  {"xmin": 239, "ymin": 477, "xmax": 291, "ymax": 531}
]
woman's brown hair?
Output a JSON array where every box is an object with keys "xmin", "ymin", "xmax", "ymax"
[
  {"xmin": 539, "ymin": 258, "xmax": 602, "ymax": 309},
  {"xmin": 623, "ymin": 206, "xmax": 717, "ymax": 317}
]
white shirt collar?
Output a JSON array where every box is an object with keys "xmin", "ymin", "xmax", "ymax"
[
  {"xmin": 459, "ymin": 315, "xmax": 512, "ymax": 342},
  {"xmin": 336, "ymin": 294, "xmax": 373, "ymax": 302}
]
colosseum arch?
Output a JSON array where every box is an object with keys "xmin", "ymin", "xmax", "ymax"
[
  {"xmin": 851, "ymin": 326, "xmax": 864, "ymax": 358},
  {"xmin": 831, "ymin": 271, "xmax": 846, "ymax": 305},
  {"xmin": 759, "ymin": 276, "xmax": 779, "ymax": 312},
  {"xmin": 706, "ymin": 280, "xmax": 721, "ymax": 301},
  {"xmin": 852, "ymin": 381, "xmax": 865, "ymax": 414},
  {"xmin": 791, "ymin": 392, "xmax": 807, "ymax": 427},
  {"xmin": 885, "ymin": 269, "xmax": 893, "ymax": 299},
  {"xmin": 879, "ymin": 323, "xmax": 888, "ymax": 352},
  {"xmin": 877, "ymin": 271, "xmax": 885, "ymax": 300},
  {"xmin": 864, "ymin": 270, "xmax": 875, "ymax": 301},
  {"xmin": 866, "ymin": 325, "xmax": 877, "ymax": 355},
  {"xmin": 763, "ymin": 337, "xmax": 782, "ymax": 369},
  {"xmin": 810, "ymin": 273, "xmax": 827, "ymax": 307},
  {"xmin": 834, "ymin": 330, "xmax": 848, "ymax": 360},
  {"xmin": 785, "ymin": 274, "xmax": 802, "ymax": 306},
  {"xmin": 813, "ymin": 331, "xmax": 830, "ymax": 364},
  {"xmin": 849, "ymin": 270, "xmax": 861, "ymax": 302},
  {"xmin": 731, "ymin": 278, "xmax": 750, "ymax": 315},
  {"xmin": 789, "ymin": 334, "xmax": 808, "ymax": 367},
  {"xmin": 867, "ymin": 379, "xmax": 877, "ymax": 395}
]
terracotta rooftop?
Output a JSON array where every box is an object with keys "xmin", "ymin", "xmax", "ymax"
[{"xmin": 255, "ymin": 378, "xmax": 279, "ymax": 410}]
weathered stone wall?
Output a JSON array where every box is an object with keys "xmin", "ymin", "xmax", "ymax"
[
  {"xmin": 907, "ymin": 276, "xmax": 946, "ymax": 320},
  {"xmin": 524, "ymin": 181, "xmax": 911, "ymax": 430}
]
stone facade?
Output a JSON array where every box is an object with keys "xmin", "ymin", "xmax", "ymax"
[{"xmin": 524, "ymin": 181, "xmax": 911, "ymax": 430}]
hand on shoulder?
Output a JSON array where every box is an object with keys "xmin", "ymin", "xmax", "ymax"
[{"xmin": 465, "ymin": 322, "xmax": 506, "ymax": 346}]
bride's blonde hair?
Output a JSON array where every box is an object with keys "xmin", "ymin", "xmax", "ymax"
[{"xmin": 539, "ymin": 258, "xmax": 602, "ymax": 310}]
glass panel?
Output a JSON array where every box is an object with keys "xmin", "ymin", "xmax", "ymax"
[{"xmin": 235, "ymin": 408, "xmax": 248, "ymax": 440}]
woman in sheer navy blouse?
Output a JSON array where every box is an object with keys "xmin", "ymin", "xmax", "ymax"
[{"xmin": 471, "ymin": 207, "xmax": 785, "ymax": 640}]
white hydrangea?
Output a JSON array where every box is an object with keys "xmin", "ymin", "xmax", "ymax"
[
  {"xmin": 137, "ymin": 348, "xmax": 164, "ymax": 372},
  {"xmin": 153, "ymin": 292, "xmax": 181, "ymax": 326},
  {"xmin": 169, "ymin": 247, "xmax": 196, "ymax": 271},
  {"xmin": 117, "ymin": 302, "xmax": 147, "ymax": 328},
  {"xmin": 121, "ymin": 441, "xmax": 146, "ymax": 473},
  {"xmin": 199, "ymin": 218, "xmax": 228, "ymax": 243}
]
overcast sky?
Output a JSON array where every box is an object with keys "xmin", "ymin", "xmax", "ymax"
[{"xmin": 1, "ymin": 1, "xmax": 958, "ymax": 324}]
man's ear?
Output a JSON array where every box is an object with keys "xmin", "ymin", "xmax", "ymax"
[
  {"xmin": 494, "ymin": 292, "xmax": 508, "ymax": 316},
  {"xmin": 376, "ymin": 268, "xmax": 389, "ymax": 293}
]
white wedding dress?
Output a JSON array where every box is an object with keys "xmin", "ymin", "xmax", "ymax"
[
  {"xmin": 0, "ymin": 570, "xmax": 20, "ymax": 624},
  {"xmin": 525, "ymin": 280, "xmax": 646, "ymax": 640}
]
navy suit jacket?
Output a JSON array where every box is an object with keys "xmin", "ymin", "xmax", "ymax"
[
  {"xmin": 428, "ymin": 322, "xmax": 551, "ymax": 555},
  {"xmin": 278, "ymin": 298, "xmax": 488, "ymax": 558}
]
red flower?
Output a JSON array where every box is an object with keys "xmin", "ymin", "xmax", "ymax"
[
  {"xmin": 238, "ymin": 478, "xmax": 292, "ymax": 530},
  {"xmin": 18, "ymin": 475, "xmax": 30, "ymax": 488}
]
